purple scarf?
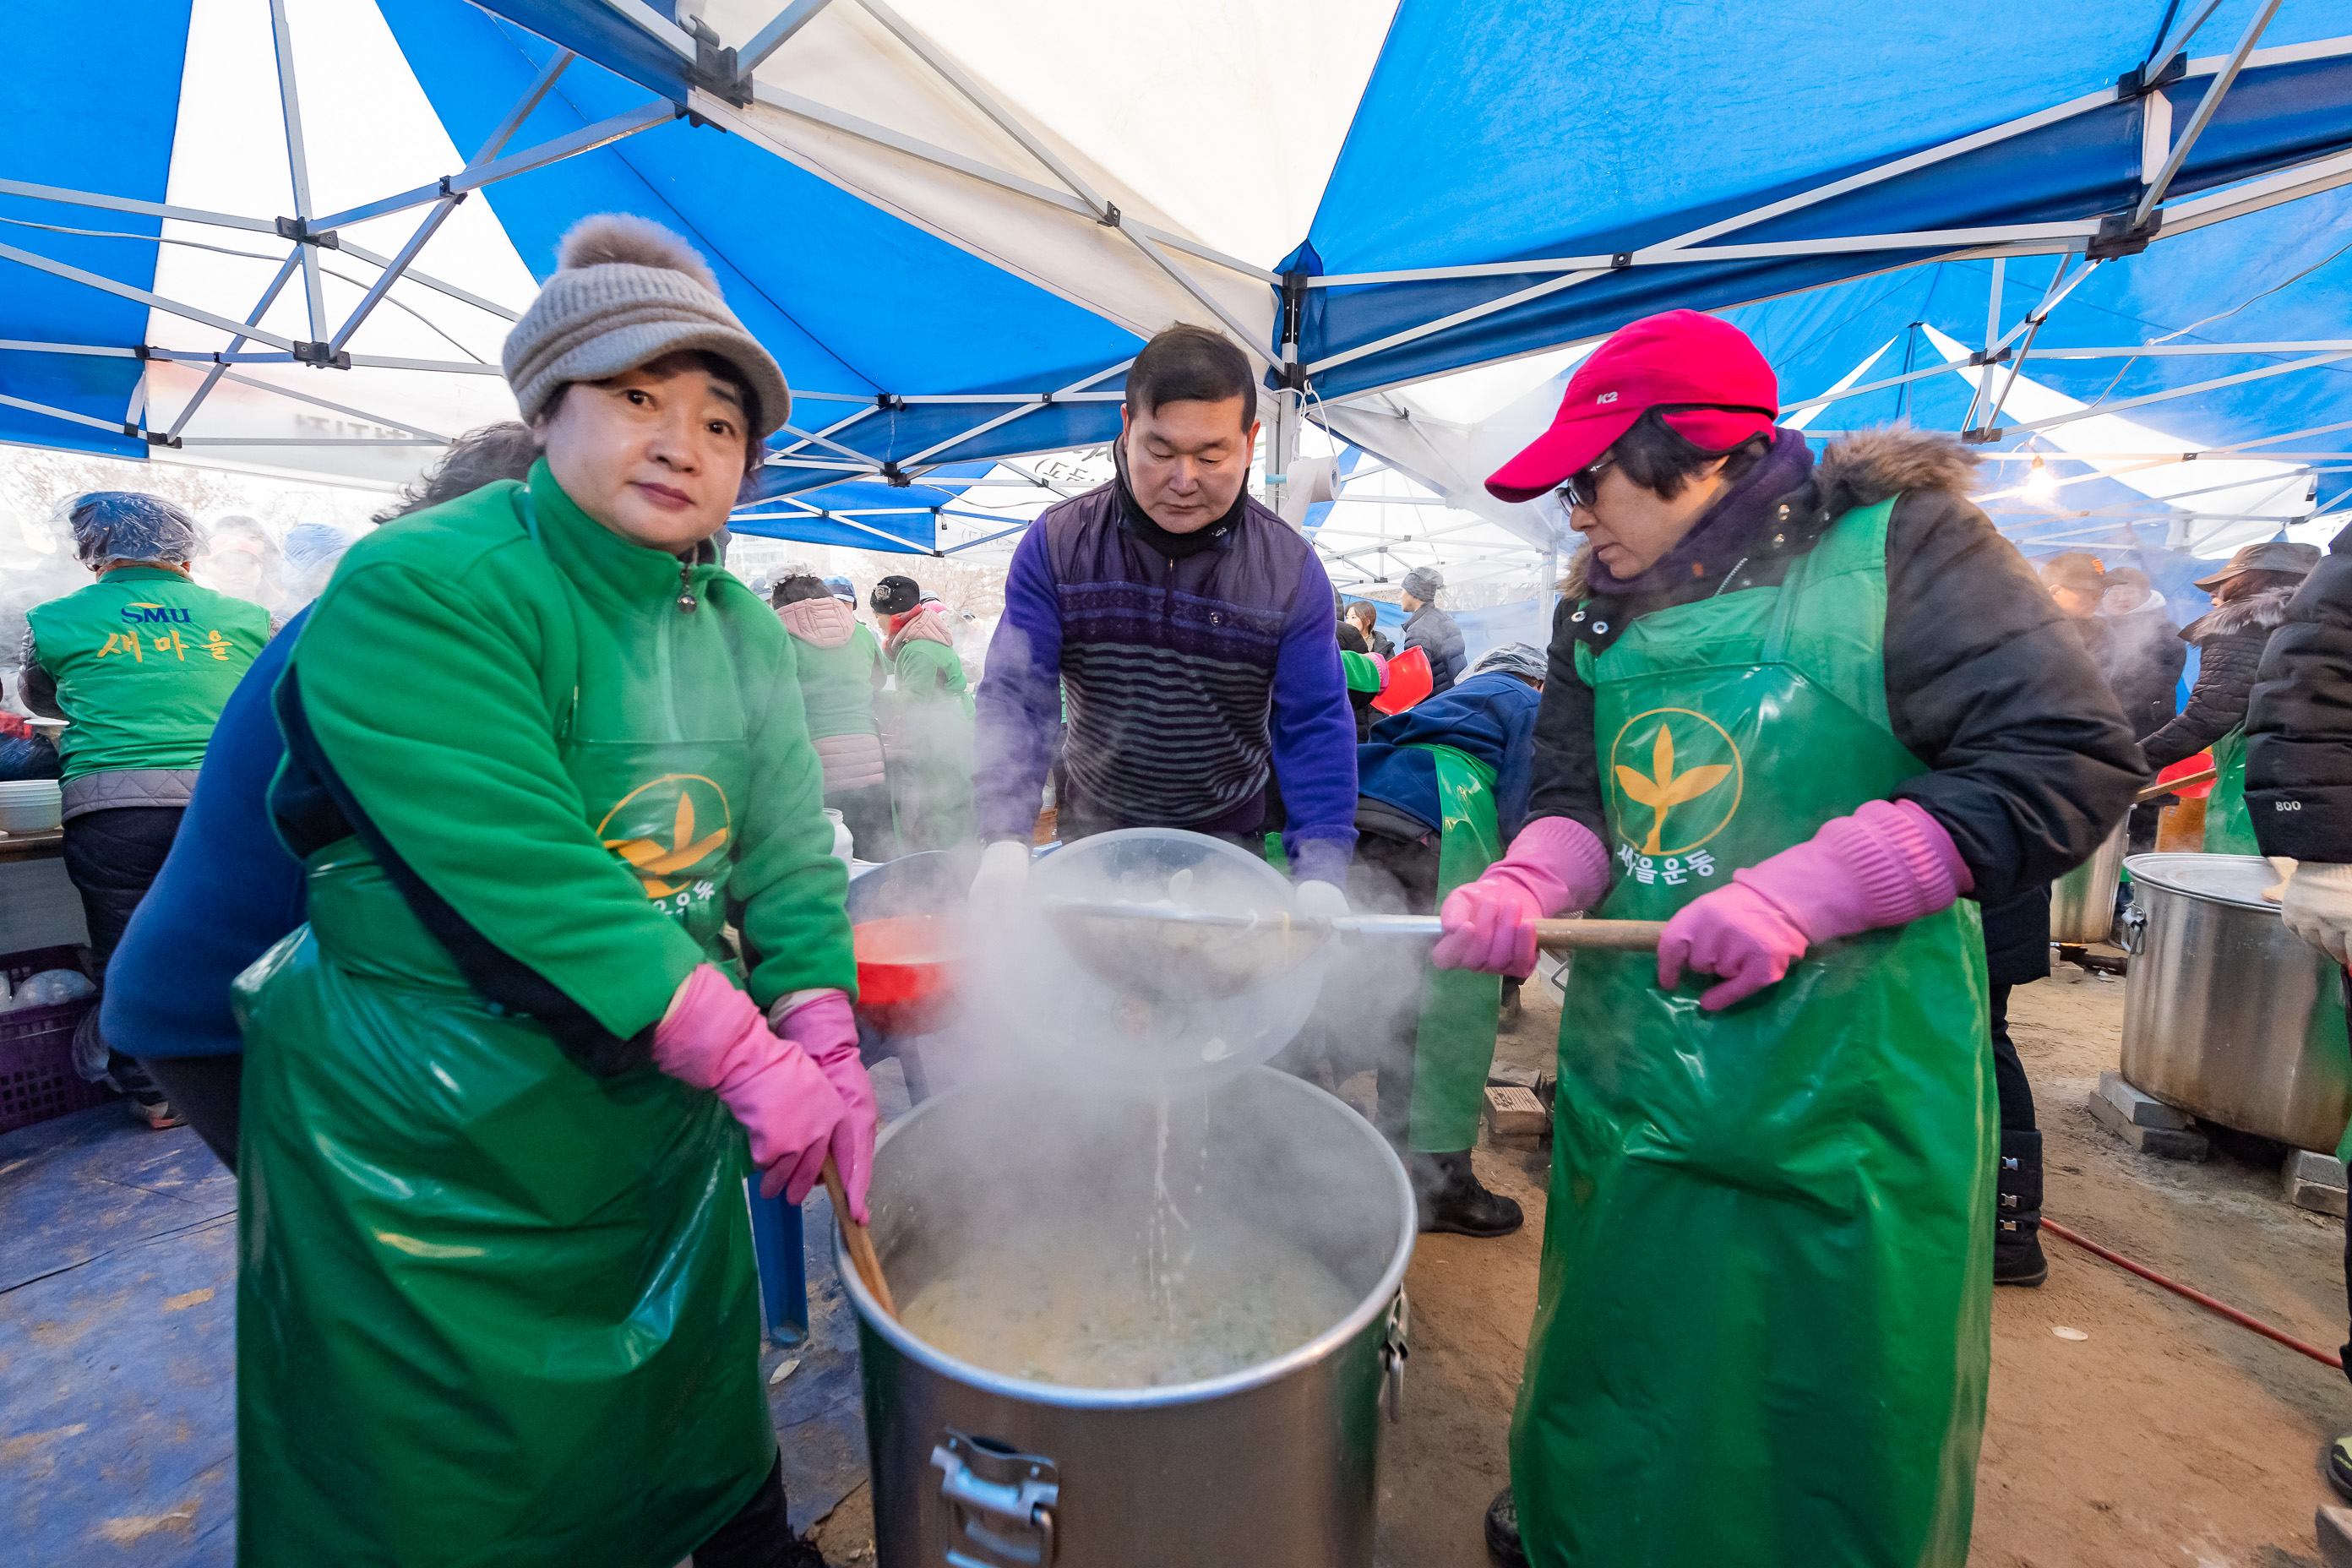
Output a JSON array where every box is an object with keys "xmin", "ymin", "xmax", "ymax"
[{"xmin": 1585, "ymin": 428, "xmax": 1816, "ymax": 597}]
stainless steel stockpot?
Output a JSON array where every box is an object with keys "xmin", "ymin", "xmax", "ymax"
[
  {"xmin": 2119, "ymin": 852, "xmax": 2352, "ymax": 1152},
  {"xmin": 2049, "ymin": 820, "xmax": 2127, "ymax": 945},
  {"xmin": 836, "ymin": 1065, "xmax": 1416, "ymax": 1567}
]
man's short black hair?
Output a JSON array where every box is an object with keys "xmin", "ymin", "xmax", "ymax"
[
  {"xmin": 1126, "ymin": 324, "xmax": 1255, "ymax": 431},
  {"xmin": 1608, "ymin": 407, "xmax": 1771, "ymax": 500},
  {"xmin": 770, "ymin": 573, "xmax": 830, "ymax": 607}
]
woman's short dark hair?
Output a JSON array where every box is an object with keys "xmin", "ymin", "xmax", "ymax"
[
  {"xmin": 376, "ymin": 422, "xmax": 541, "ymax": 522},
  {"xmin": 1606, "ymin": 407, "xmax": 1772, "ymax": 500},
  {"xmin": 2217, "ymin": 567, "xmax": 2309, "ymax": 603},
  {"xmin": 1127, "ymin": 324, "xmax": 1255, "ymax": 431},
  {"xmin": 770, "ymin": 574, "xmax": 830, "ymax": 607}
]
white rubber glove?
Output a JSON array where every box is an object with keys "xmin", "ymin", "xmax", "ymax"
[
  {"xmin": 2265, "ymin": 857, "xmax": 2352, "ymax": 968},
  {"xmin": 970, "ymin": 838, "xmax": 1032, "ymax": 925},
  {"xmin": 1294, "ymin": 879, "xmax": 1351, "ymax": 919}
]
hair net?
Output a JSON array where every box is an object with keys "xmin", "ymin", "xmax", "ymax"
[
  {"xmin": 1470, "ymin": 642, "xmax": 1548, "ymax": 683},
  {"xmin": 282, "ymin": 521, "xmax": 354, "ymax": 576},
  {"xmin": 1402, "ymin": 565, "xmax": 1444, "ymax": 601},
  {"xmin": 58, "ymin": 492, "xmax": 203, "ymax": 568}
]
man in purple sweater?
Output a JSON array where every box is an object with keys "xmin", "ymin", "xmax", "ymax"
[{"xmin": 969, "ymin": 324, "xmax": 1358, "ymax": 915}]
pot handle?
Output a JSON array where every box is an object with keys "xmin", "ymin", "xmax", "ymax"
[
  {"xmin": 2118, "ymin": 903, "xmax": 2147, "ymax": 956},
  {"xmin": 1381, "ymin": 1291, "xmax": 1412, "ymax": 1424},
  {"xmin": 932, "ymin": 1431, "xmax": 1059, "ymax": 1566}
]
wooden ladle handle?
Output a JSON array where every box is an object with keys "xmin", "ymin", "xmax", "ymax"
[
  {"xmin": 824, "ymin": 1154, "xmax": 896, "ymax": 1320},
  {"xmin": 1531, "ymin": 918, "xmax": 1668, "ymax": 952}
]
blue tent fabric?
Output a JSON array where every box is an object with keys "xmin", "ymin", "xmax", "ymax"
[
  {"xmin": 1733, "ymin": 183, "xmax": 2352, "ymax": 526},
  {"xmin": 0, "ymin": 8, "xmax": 192, "ymax": 460},
  {"xmin": 3, "ymin": 0, "xmax": 2349, "ymax": 564},
  {"xmin": 1296, "ymin": 2, "xmax": 2352, "ymax": 397}
]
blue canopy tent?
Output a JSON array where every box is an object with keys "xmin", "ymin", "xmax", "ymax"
[{"xmin": 2, "ymin": 0, "xmax": 2348, "ymax": 570}]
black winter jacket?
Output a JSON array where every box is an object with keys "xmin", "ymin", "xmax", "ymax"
[
  {"xmin": 2140, "ymin": 586, "xmax": 2296, "ymax": 770},
  {"xmin": 2100, "ymin": 606, "xmax": 2186, "ymax": 740},
  {"xmin": 1528, "ymin": 427, "xmax": 2147, "ymax": 906},
  {"xmin": 2246, "ymin": 525, "xmax": 2352, "ymax": 860}
]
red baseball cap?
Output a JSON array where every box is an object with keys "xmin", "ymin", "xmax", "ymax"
[{"xmin": 1484, "ymin": 310, "xmax": 1781, "ymax": 504}]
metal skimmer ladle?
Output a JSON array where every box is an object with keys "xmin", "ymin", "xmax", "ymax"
[{"xmin": 1040, "ymin": 896, "xmax": 1665, "ymax": 1002}]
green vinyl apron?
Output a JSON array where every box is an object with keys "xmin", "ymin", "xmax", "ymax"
[
  {"xmin": 1511, "ymin": 497, "xmax": 1993, "ymax": 1568},
  {"xmin": 1404, "ymin": 743, "xmax": 1504, "ymax": 1152},
  {"xmin": 2201, "ymin": 725, "xmax": 2257, "ymax": 854},
  {"xmin": 233, "ymin": 496, "xmax": 774, "ymax": 1568}
]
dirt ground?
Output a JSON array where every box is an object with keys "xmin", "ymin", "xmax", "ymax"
[{"xmin": 810, "ymin": 958, "xmax": 2351, "ymax": 1567}]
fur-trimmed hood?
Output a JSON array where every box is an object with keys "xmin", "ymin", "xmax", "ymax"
[
  {"xmin": 2180, "ymin": 584, "xmax": 2298, "ymax": 645},
  {"xmin": 1558, "ymin": 425, "xmax": 1979, "ymax": 596}
]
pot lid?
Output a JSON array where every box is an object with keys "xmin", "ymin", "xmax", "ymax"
[{"xmin": 2121, "ymin": 852, "xmax": 2284, "ymax": 912}]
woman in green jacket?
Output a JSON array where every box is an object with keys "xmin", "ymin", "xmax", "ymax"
[
  {"xmin": 871, "ymin": 573, "xmax": 976, "ymax": 851},
  {"xmin": 236, "ymin": 215, "xmax": 866, "ymax": 1568},
  {"xmin": 771, "ymin": 573, "xmax": 894, "ymax": 858}
]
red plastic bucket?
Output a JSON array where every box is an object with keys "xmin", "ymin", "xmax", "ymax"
[{"xmin": 853, "ymin": 915, "xmax": 963, "ymax": 1037}]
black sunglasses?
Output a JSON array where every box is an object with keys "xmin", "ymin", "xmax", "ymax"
[{"xmin": 1560, "ymin": 455, "xmax": 1615, "ymax": 510}]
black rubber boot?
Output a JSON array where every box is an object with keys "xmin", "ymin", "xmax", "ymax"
[
  {"xmin": 1484, "ymin": 1486, "xmax": 1527, "ymax": 1565},
  {"xmin": 1499, "ymin": 977, "xmax": 1523, "ymax": 1028},
  {"xmin": 1994, "ymin": 1128, "xmax": 2048, "ymax": 1287},
  {"xmin": 1414, "ymin": 1152, "xmax": 1524, "ymax": 1238}
]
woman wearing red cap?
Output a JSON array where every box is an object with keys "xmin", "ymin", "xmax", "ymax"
[{"xmin": 1440, "ymin": 310, "xmax": 2143, "ymax": 1566}]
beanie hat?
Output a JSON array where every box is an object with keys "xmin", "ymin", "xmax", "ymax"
[
  {"xmin": 1402, "ymin": 565, "xmax": 1444, "ymax": 602},
  {"xmin": 502, "ymin": 214, "xmax": 791, "ymax": 439},
  {"xmin": 870, "ymin": 574, "xmax": 922, "ymax": 617}
]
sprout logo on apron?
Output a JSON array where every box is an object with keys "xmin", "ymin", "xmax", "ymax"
[
  {"xmin": 1606, "ymin": 706, "xmax": 1744, "ymax": 863},
  {"xmin": 596, "ymin": 774, "xmax": 733, "ymax": 910}
]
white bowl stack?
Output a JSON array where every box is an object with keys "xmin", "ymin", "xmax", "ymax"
[{"xmin": 0, "ymin": 779, "xmax": 63, "ymax": 834}]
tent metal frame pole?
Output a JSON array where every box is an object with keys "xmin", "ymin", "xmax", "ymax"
[
  {"xmin": 830, "ymin": 0, "xmax": 1277, "ymax": 362},
  {"xmin": 177, "ymin": 436, "xmax": 445, "ymax": 447},
  {"xmin": 898, "ymin": 358, "xmax": 1132, "ymax": 466},
  {"xmin": 165, "ymin": 248, "xmax": 304, "ymax": 438},
  {"xmin": 306, "ymin": 101, "xmax": 678, "ymax": 233},
  {"xmin": 727, "ymin": 84, "xmax": 1277, "ymax": 283},
  {"xmin": 1978, "ymin": 422, "xmax": 2352, "ymax": 504},
  {"xmin": 267, "ymin": 0, "xmax": 329, "ymax": 340},
  {"xmin": 0, "ymin": 239, "xmax": 302, "ymax": 351},
  {"xmin": 207, "ymin": 367, "xmax": 449, "ymax": 442},
  {"xmin": 735, "ymin": 0, "xmax": 836, "ymax": 79},
  {"xmin": 320, "ymin": 55, "xmax": 575, "ymax": 360},
  {"xmin": 2133, "ymin": 0, "xmax": 2282, "ymax": 230},
  {"xmin": 472, "ymin": 50, "xmax": 576, "ymax": 163},
  {"xmin": 1982, "ymin": 351, "xmax": 2352, "ymax": 440},
  {"xmin": 0, "ymin": 179, "xmax": 277, "ymax": 236},
  {"xmin": 0, "ymin": 390, "xmax": 141, "ymax": 438}
]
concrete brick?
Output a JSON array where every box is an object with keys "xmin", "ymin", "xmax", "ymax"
[
  {"xmin": 2096, "ymin": 1070, "xmax": 2196, "ymax": 1130},
  {"xmin": 2087, "ymin": 1088, "xmax": 2209, "ymax": 1160},
  {"xmin": 1484, "ymin": 1086, "xmax": 1549, "ymax": 1145},
  {"xmin": 2317, "ymin": 1505, "xmax": 2352, "ymax": 1568},
  {"xmin": 2286, "ymin": 1149, "xmax": 2349, "ymax": 1217}
]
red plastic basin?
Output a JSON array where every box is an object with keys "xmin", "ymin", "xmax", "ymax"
[{"xmin": 853, "ymin": 915, "xmax": 963, "ymax": 1036}]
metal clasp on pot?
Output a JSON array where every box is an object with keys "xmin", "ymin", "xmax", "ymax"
[
  {"xmin": 2118, "ymin": 903, "xmax": 2148, "ymax": 956},
  {"xmin": 1381, "ymin": 1291, "xmax": 1412, "ymax": 1424},
  {"xmin": 932, "ymin": 1430, "xmax": 1059, "ymax": 1566}
]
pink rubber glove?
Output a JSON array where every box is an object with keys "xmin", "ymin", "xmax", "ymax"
[
  {"xmin": 770, "ymin": 990, "xmax": 878, "ymax": 1224},
  {"xmin": 1433, "ymin": 816, "xmax": 1613, "ymax": 977},
  {"xmin": 653, "ymin": 965, "xmax": 847, "ymax": 1205},
  {"xmin": 1659, "ymin": 798, "xmax": 1972, "ymax": 1010}
]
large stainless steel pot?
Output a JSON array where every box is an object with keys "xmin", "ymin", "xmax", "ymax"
[
  {"xmin": 2049, "ymin": 820, "xmax": 2127, "ymax": 945},
  {"xmin": 2119, "ymin": 853, "xmax": 2352, "ymax": 1152},
  {"xmin": 836, "ymin": 1065, "xmax": 1416, "ymax": 1566}
]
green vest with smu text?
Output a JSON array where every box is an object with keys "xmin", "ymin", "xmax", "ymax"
[{"xmin": 24, "ymin": 569, "xmax": 269, "ymax": 781}]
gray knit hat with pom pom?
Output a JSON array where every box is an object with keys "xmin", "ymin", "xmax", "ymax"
[{"xmin": 502, "ymin": 213, "xmax": 790, "ymax": 439}]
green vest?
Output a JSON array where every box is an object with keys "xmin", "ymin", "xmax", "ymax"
[
  {"xmin": 24, "ymin": 569, "xmax": 268, "ymax": 781},
  {"xmin": 793, "ymin": 619, "xmax": 885, "ymax": 740},
  {"xmin": 1516, "ymin": 498, "xmax": 1990, "ymax": 1567}
]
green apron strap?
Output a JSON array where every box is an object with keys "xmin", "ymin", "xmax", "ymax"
[{"xmin": 1408, "ymin": 743, "xmax": 1505, "ymax": 1153}]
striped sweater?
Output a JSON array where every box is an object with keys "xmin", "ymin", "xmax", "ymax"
[{"xmin": 973, "ymin": 472, "xmax": 1358, "ymax": 886}]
